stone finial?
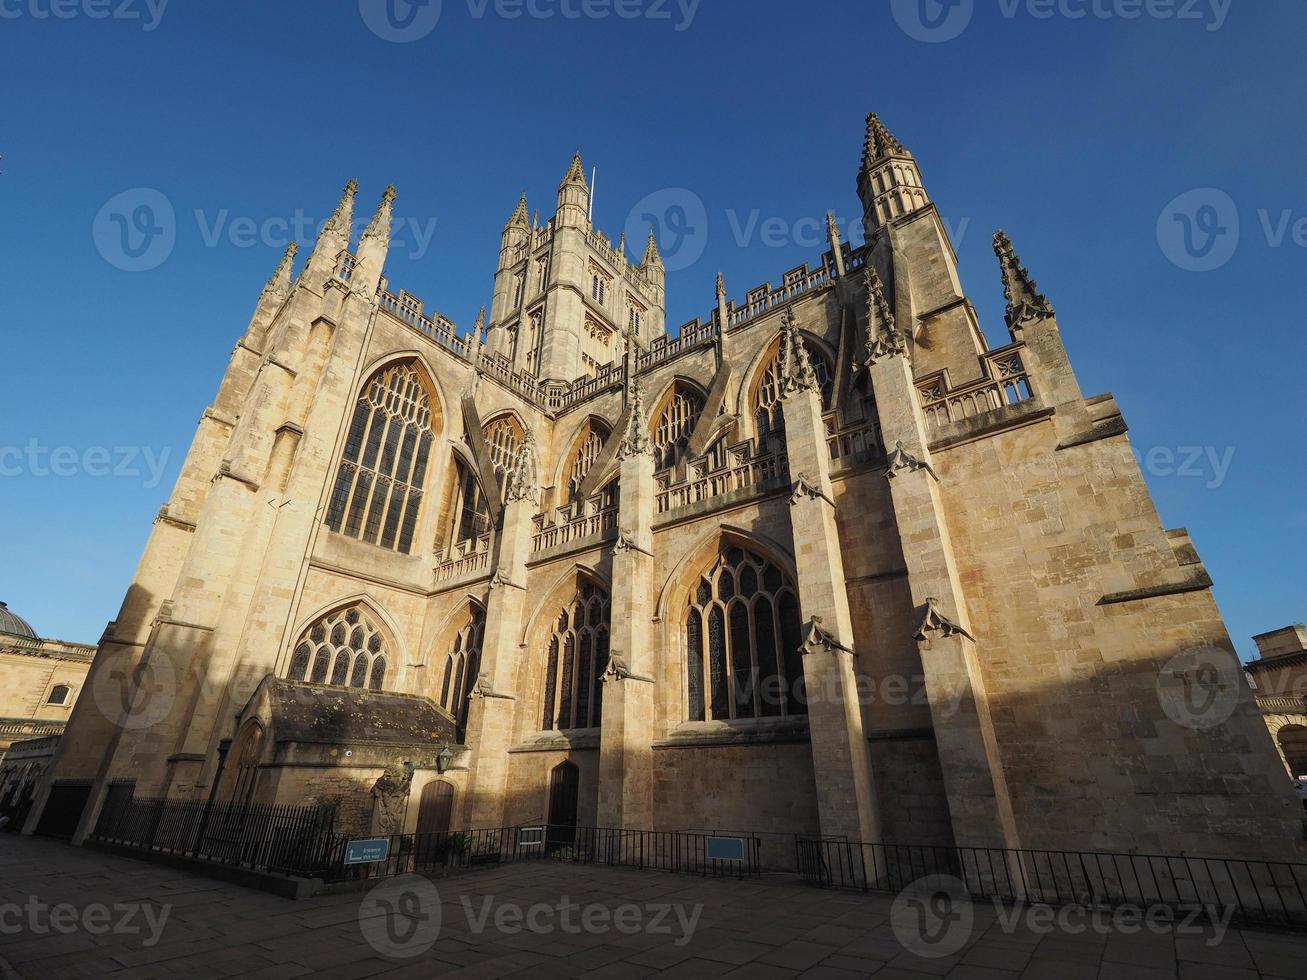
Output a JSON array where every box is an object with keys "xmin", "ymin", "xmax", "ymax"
[
  {"xmin": 862, "ymin": 112, "xmax": 909, "ymax": 171},
  {"xmin": 505, "ymin": 193, "xmax": 529, "ymax": 229},
  {"xmin": 507, "ymin": 429, "xmax": 539, "ymax": 503},
  {"xmin": 826, "ymin": 211, "xmax": 841, "ymax": 244},
  {"xmin": 863, "ymin": 265, "xmax": 907, "ymax": 365},
  {"xmin": 641, "ymin": 229, "xmax": 663, "ymax": 269},
  {"xmin": 913, "ymin": 597, "xmax": 973, "ymax": 642},
  {"xmin": 472, "ymin": 305, "xmax": 486, "ymax": 338},
  {"xmin": 993, "ymin": 230, "xmax": 1055, "ymax": 330},
  {"xmin": 360, "ymin": 185, "xmax": 397, "ymax": 244},
  {"xmin": 779, "ymin": 308, "xmax": 819, "ymax": 396},
  {"xmin": 618, "ymin": 231, "xmax": 627, "ymax": 258},
  {"xmin": 716, "ymin": 271, "xmax": 726, "ymax": 298},
  {"xmin": 617, "ymin": 376, "xmax": 652, "ymax": 459}
]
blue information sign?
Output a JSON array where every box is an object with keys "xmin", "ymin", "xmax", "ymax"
[
  {"xmin": 344, "ymin": 838, "xmax": 391, "ymax": 865},
  {"xmin": 706, "ymin": 836, "xmax": 746, "ymax": 862}
]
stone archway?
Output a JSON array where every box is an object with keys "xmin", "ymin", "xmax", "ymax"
[{"xmin": 1262, "ymin": 712, "xmax": 1307, "ymax": 777}]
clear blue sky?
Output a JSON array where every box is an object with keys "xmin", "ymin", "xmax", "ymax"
[{"xmin": 1, "ymin": 0, "xmax": 1302, "ymax": 660}]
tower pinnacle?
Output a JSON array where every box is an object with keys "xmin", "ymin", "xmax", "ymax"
[
  {"xmin": 560, "ymin": 150, "xmax": 588, "ymax": 190},
  {"xmin": 862, "ymin": 112, "xmax": 909, "ymax": 170},
  {"xmin": 641, "ymin": 230, "xmax": 663, "ymax": 269},
  {"xmin": 505, "ymin": 193, "xmax": 529, "ymax": 229},
  {"xmin": 993, "ymin": 231, "xmax": 1055, "ymax": 330},
  {"xmin": 856, "ymin": 111, "xmax": 929, "ymax": 236},
  {"xmin": 262, "ymin": 241, "xmax": 298, "ymax": 302}
]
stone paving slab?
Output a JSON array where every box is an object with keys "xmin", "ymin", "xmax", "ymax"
[{"xmin": 2, "ymin": 834, "xmax": 1307, "ymax": 978}]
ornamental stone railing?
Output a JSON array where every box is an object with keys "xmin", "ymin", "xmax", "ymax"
[
  {"xmin": 656, "ymin": 441, "xmax": 789, "ymax": 516},
  {"xmin": 434, "ymin": 534, "xmax": 492, "ymax": 583},
  {"xmin": 917, "ymin": 342, "xmax": 1034, "ymax": 431},
  {"xmin": 531, "ymin": 492, "xmax": 619, "ymax": 554}
]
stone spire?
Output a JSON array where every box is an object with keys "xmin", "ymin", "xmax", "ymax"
[
  {"xmin": 504, "ymin": 193, "xmax": 529, "ymax": 229},
  {"xmin": 473, "ymin": 305, "xmax": 486, "ymax": 337},
  {"xmin": 716, "ymin": 271, "xmax": 726, "ymax": 300},
  {"xmin": 261, "ymin": 242, "xmax": 298, "ymax": 303},
  {"xmin": 826, "ymin": 211, "xmax": 846, "ymax": 277},
  {"xmin": 641, "ymin": 230, "xmax": 663, "ymax": 269},
  {"xmin": 360, "ymin": 185, "xmax": 397, "ymax": 246},
  {"xmin": 993, "ymin": 230, "xmax": 1055, "ymax": 330},
  {"xmin": 856, "ymin": 111, "xmax": 929, "ymax": 236},
  {"xmin": 304, "ymin": 179, "xmax": 357, "ymax": 282},
  {"xmin": 864, "ymin": 265, "xmax": 907, "ymax": 365},
  {"xmin": 780, "ymin": 308, "xmax": 818, "ymax": 396},
  {"xmin": 617, "ymin": 375, "xmax": 651, "ymax": 459},
  {"xmin": 862, "ymin": 112, "xmax": 909, "ymax": 170},
  {"xmin": 560, "ymin": 149, "xmax": 588, "ymax": 190}
]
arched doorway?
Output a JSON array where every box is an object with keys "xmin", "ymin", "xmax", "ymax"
[
  {"xmin": 547, "ymin": 761, "xmax": 580, "ymax": 848},
  {"xmin": 415, "ymin": 779, "xmax": 455, "ymax": 838},
  {"xmin": 1276, "ymin": 724, "xmax": 1307, "ymax": 777}
]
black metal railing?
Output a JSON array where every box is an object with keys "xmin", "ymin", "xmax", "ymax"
[
  {"xmin": 795, "ymin": 838, "xmax": 1307, "ymax": 927},
  {"xmin": 90, "ymin": 789, "xmax": 337, "ymax": 876},
  {"xmin": 321, "ymin": 824, "xmax": 763, "ymax": 883}
]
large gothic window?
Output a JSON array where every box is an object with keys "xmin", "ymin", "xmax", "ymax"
[
  {"xmin": 541, "ymin": 581, "xmax": 611, "ymax": 731},
  {"xmin": 439, "ymin": 606, "xmax": 485, "ymax": 741},
  {"xmin": 652, "ymin": 383, "xmax": 705, "ymax": 470},
  {"xmin": 325, "ymin": 362, "xmax": 435, "ymax": 554},
  {"xmin": 753, "ymin": 338, "xmax": 834, "ymax": 439},
  {"xmin": 288, "ymin": 604, "xmax": 390, "ymax": 692},
  {"xmin": 565, "ymin": 420, "xmax": 610, "ymax": 503},
  {"xmin": 685, "ymin": 545, "xmax": 805, "ymax": 722}
]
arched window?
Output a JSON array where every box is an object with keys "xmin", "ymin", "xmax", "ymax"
[
  {"xmin": 46, "ymin": 685, "xmax": 72, "ymax": 706},
  {"xmin": 439, "ymin": 606, "xmax": 486, "ymax": 741},
  {"xmin": 652, "ymin": 384, "xmax": 705, "ymax": 470},
  {"xmin": 325, "ymin": 362, "xmax": 435, "ymax": 554},
  {"xmin": 565, "ymin": 420, "xmax": 610, "ymax": 503},
  {"xmin": 288, "ymin": 604, "xmax": 391, "ymax": 692},
  {"xmin": 753, "ymin": 338, "xmax": 834, "ymax": 439},
  {"xmin": 541, "ymin": 581, "xmax": 611, "ymax": 731},
  {"xmin": 484, "ymin": 415, "xmax": 523, "ymax": 495},
  {"xmin": 685, "ymin": 544, "xmax": 805, "ymax": 722}
]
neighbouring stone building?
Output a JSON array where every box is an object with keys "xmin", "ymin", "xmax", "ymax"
[
  {"xmin": 1246, "ymin": 625, "xmax": 1307, "ymax": 779},
  {"xmin": 24, "ymin": 114, "xmax": 1305, "ymax": 860},
  {"xmin": 0, "ymin": 602, "xmax": 95, "ymax": 825}
]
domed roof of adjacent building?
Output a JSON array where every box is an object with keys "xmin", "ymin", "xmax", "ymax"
[{"xmin": 0, "ymin": 601, "xmax": 38, "ymax": 640}]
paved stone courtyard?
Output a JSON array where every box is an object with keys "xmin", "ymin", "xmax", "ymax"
[{"xmin": 2, "ymin": 834, "xmax": 1306, "ymax": 979}]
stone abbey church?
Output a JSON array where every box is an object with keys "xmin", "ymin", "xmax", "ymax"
[{"xmin": 28, "ymin": 114, "xmax": 1303, "ymax": 861}]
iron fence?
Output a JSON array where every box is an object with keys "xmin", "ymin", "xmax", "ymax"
[
  {"xmin": 795, "ymin": 837, "xmax": 1307, "ymax": 927},
  {"xmin": 322, "ymin": 824, "xmax": 763, "ymax": 883},
  {"xmin": 90, "ymin": 788, "xmax": 337, "ymax": 876}
]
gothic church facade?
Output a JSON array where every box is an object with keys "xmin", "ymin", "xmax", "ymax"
[{"xmin": 27, "ymin": 115, "xmax": 1303, "ymax": 860}]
